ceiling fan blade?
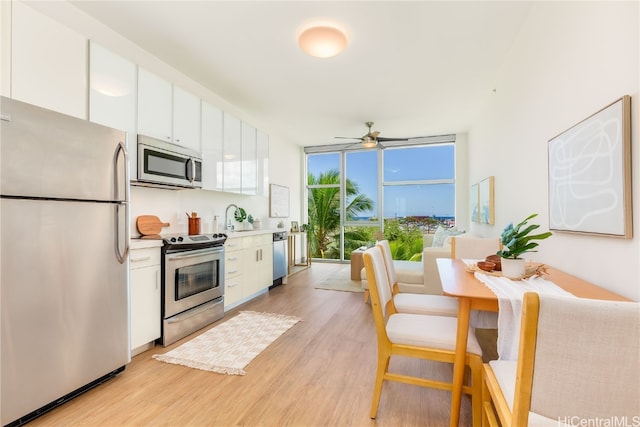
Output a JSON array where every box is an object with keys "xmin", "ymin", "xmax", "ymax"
[
  {"xmin": 376, "ymin": 137, "xmax": 409, "ymax": 142},
  {"xmin": 335, "ymin": 136, "xmax": 363, "ymax": 140}
]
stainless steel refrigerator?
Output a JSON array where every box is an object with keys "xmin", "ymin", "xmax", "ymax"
[{"xmin": 1, "ymin": 97, "xmax": 130, "ymax": 426}]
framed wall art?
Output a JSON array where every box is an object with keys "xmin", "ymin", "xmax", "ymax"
[
  {"xmin": 548, "ymin": 95, "xmax": 632, "ymax": 237},
  {"xmin": 479, "ymin": 176, "xmax": 495, "ymax": 225},
  {"xmin": 470, "ymin": 183, "xmax": 480, "ymax": 223},
  {"xmin": 269, "ymin": 184, "xmax": 290, "ymax": 218}
]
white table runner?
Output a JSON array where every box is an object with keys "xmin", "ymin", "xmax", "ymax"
[{"xmin": 473, "ymin": 271, "xmax": 574, "ymax": 360}]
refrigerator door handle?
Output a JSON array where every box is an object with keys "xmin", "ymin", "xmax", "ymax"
[{"xmin": 114, "ymin": 142, "xmax": 130, "ymax": 264}]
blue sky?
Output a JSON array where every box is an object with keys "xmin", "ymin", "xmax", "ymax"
[{"xmin": 307, "ymin": 145, "xmax": 455, "ymax": 217}]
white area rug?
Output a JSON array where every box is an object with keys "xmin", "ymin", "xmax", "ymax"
[
  {"xmin": 152, "ymin": 311, "xmax": 302, "ymax": 375},
  {"xmin": 314, "ymin": 268, "xmax": 364, "ymax": 293}
]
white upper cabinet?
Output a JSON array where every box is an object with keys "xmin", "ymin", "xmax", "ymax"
[
  {"xmin": 137, "ymin": 67, "xmax": 172, "ymax": 142},
  {"xmin": 89, "ymin": 42, "xmax": 136, "ymax": 133},
  {"xmin": 201, "ymin": 101, "xmax": 223, "ymax": 191},
  {"xmin": 89, "ymin": 42, "xmax": 137, "ymax": 179},
  {"xmin": 223, "ymin": 112, "xmax": 242, "ymax": 194},
  {"xmin": 172, "ymin": 86, "xmax": 200, "ymax": 153},
  {"xmin": 138, "ymin": 68, "xmax": 201, "ymax": 152},
  {"xmin": 257, "ymin": 130, "xmax": 269, "ymax": 197},
  {"xmin": 241, "ymin": 122, "xmax": 257, "ymax": 196},
  {"xmin": 10, "ymin": 1, "xmax": 87, "ymax": 118}
]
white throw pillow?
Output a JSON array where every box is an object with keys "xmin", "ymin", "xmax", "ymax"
[{"xmin": 432, "ymin": 226, "xmax": 465, "ymax": 247}]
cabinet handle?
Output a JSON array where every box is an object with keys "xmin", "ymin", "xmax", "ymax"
[
  {"xmin": 228, "ymin": 256, "xmax": 238, "ymax": 261},
  {"xmin": 155, "ymin": 270, "xmax": 159, "ymax": 290},
  {"xmin": 256, "ymin": 249, "xmax": 259, "ymax": 262},
  {"xmin": 227, "ymin": 270, "xmax": 239, "ymax": 275},
  {"xmin": 131, "ymin": 256, "xmax": 151, "ymax": 262},
  {"xmin": 260, "ymin": 248, "xmax": 263, "ymax": 261},
  {"xmin": 228, "ymin": 282, "xmax": 239, "ymax": 287}
]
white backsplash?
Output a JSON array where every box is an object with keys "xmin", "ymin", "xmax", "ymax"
[{"xmin": 130, "ymin": 186, "xmax": 282, "ymax": 237}]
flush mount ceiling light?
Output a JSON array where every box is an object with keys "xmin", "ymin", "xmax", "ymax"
[{"xmin": 298, "ymin": 25, "xmax": 347, "ymax": 58}]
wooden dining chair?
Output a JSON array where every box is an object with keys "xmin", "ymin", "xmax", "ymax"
[
  {"xmin": 363, "ymin": 246, "xmax": 484, "ymax": 425},
  {"xmin": 482, "ymin": 292, "xmax": 640, "ymax": 426},
  {"xmin": 376, "ymin": 239, "xmax": 458, "ymax": 317}
]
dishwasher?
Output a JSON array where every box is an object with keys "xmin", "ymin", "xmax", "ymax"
[{"xmin": 271, "ymin": 231, "xmax": 288, "ymax": 288}]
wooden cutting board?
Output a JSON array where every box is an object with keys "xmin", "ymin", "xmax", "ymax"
[{"xmin": 136, "ymin": 215, "xmax": 170, "ymax": 236}]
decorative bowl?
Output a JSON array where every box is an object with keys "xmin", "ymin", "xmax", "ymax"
[
  {"xmin": 485, "ymin": 255, "xmax": 502, "ymax": 271},
  {"xmin": 477, "ymin": 261, "xmax": 496, "ymax": 272}
]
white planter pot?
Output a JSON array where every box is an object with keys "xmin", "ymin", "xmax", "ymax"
[{"xmin": 501, "ymin": 258, "xmax": 526, "ymax": 279}]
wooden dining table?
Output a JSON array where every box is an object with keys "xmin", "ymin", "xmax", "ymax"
[{"xmin": 436, "ymin": 257, "xmax": 630, "ymax": 427}]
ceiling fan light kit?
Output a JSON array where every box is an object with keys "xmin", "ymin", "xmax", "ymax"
[{"xmin": 298, "ymin": 26, "xmax": 347, "ymax": 58}]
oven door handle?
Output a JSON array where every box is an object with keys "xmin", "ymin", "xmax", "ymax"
[{"xmin": 166, "ymin": 249, "xmax": 222, "ymax": 261}]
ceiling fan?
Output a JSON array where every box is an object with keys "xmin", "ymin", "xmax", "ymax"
[{"xmin": 334, "ymin": 121, "xmax": 413, "ymax": 148}]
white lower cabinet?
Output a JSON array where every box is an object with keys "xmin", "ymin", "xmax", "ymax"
[
  {"xmin": 129, "ymin": 247, "xmax": 161, "ymax": 352},
  {"xmin": 224, "ymin": 238, "xmax": 244, "ymax": 308},
  {"xmin": 224, "ymin": 233, "xmax": 274, "ymax": 308},
  {"xmin": 242, "ymin": 234, "xmax": 273, "ymax": 297}
]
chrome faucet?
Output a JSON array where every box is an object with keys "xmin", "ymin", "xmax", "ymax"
[{"xmin": 224, "ymin": 204, "xmax": 238, "ymax": 231}]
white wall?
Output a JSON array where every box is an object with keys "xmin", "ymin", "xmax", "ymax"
[
  {"xmin": 16, "ymin": 1, "xmax": 303, "ymax": 237},
  {"xmin": 468, "ymin": 1, "xmax": 639, "ymax": 300}
]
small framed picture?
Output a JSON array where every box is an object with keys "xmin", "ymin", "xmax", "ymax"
[{"xmin": 291, "ymin": 221, "xmax": 299, "ymax": 232}]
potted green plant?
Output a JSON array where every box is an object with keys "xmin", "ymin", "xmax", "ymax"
[
  {"xmin": 234, "ymin": 207, "xmax": 247, "ymax": 229},
  {"xmin": 497, "ymin": 213, "xmax": 552, "ymax": 278}
]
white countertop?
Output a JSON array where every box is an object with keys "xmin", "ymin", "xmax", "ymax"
[
  {"xmin": 225, "ymin": 228, "xmax": 285, "ymax": 239},
  {"xmin": 130, "ymin": 228, "xmax": 287, "ymax": 249},
  {"xmin": 130, "ymin": 239, "xmax": 163, "ymax": 250}
]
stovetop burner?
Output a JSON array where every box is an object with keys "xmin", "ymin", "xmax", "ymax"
[{"xmin": 162, "ymin": 233, "xmax": 228, "ymax": 250}]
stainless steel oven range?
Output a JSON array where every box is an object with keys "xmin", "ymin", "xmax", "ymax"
[{"xmin": 160, "ymin": 233, "xmax": 227, "ymax": 346}]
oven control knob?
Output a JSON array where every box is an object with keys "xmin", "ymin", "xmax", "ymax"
[
  {"xmin": 213, "ymin": 233, "xmax": 219, "ymax": 238},
  {"xmin": 177, "ymin": 237, "xmax": 184, "ymax": 242},
  {"xmin": 170, "ymin": 237, "xmax": 177, "ymax": 242}
]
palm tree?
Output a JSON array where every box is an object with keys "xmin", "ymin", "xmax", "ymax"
[{"xmin": 307, "ymin": 169, "xmax": 373, "ymax": 258}]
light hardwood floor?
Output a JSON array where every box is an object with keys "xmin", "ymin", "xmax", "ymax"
[{"xmin": 30, "ymin": 263, "xmax": 478, "ymax": 427}]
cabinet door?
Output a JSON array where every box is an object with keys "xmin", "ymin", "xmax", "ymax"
[
  {"xmin": 137, "ymin": 67, "xmax": 172, "ymax": 142},
  {"xmin": 130, "ymin": 265, "xmax": 161, "ymax": 349},
  {"xmin": 258, "ymin": 243, "xmax": 274, "ymax": 286},
  {"xmin": 201, "ymin": 101, "xmax": 224, "ymax": 191},
  {"xmin": 89, "ymin": 42, "xmax": 136, "ymax": 132},
  {"xmin": 257, "ymin": 130, "xmax": 269, "ymax": 197},
  {"xmin": 89, "ymin": 42, "xmax": 137, "ymax": 173},
  {"xmin": 11, "ymin": 1, "xmax": 87, "ymax": 118},
  {"xmin": 223, "ymin": 113, "xmax": 242, "ymax": 193},
  {"xmin": 242, "ymin": 247, "xmax": 262, "ymax": 298},
  {"xmin": 242, "ymin": 235, "xmax": 273, "ymax": 297},
  {"xmin": 241, "ymin": 122, "xmax": 257, "ymax": 195},
  {"xmin": 173, "ymin": 86, "xmax": 200, "ymax": 152}
]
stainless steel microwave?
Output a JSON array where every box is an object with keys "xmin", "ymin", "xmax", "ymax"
[{"xmin": 135, "ymin": 135, "xmax": 202, "ymax": 189}]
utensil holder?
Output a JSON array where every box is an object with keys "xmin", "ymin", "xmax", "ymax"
[{"xmin": 188, "ymin": 217, "xmax": 201, "ymax": 235}]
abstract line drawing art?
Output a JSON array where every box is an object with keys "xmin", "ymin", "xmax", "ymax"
[{"xmin": 548, "ymin": 96, "xmax": 631, "ymax": 237}]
